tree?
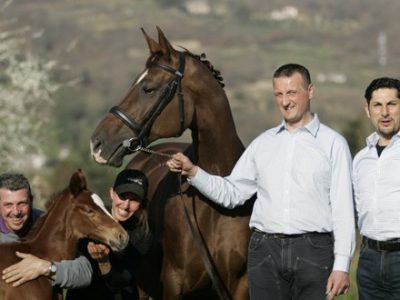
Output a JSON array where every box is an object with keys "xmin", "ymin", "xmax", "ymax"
[{"xmin": 0, "ymin": 11, "xmax": 59, "ymax": 206}]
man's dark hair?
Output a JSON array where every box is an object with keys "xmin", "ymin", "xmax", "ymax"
[
  {"xmin": 0, "ymin": 172, "xmax": 32, "ymax": 199},
  {"xmin": 364, "ymin": 77, "xmax": 400, "ymax": 105},
  {"xmin": 273, "ymin": 63, "xmax": 312, "ymax": 88}
]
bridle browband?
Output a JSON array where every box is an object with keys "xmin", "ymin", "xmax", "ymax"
[{"xmin": 109, "ymin": 51, "xmax": 186, "ymax": 151}]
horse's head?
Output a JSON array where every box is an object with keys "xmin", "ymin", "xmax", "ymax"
[
  {"xmin": 90, "ymin": 26, "xmax": 224, "ymax": 167},
  {"xmin": 65, "ymin": 169, "xmax": 129, "ymax": 251}
]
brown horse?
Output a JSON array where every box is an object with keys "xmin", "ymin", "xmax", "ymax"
[
  {"xmin": 0, "ymin": 169, "xmax": 129, "ymax": 300},
  {"xmin": 90, "ymin": 27, "xmax": 252, "ymax": 299}
]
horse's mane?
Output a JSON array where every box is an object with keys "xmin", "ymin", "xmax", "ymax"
[
  {"xmin": 183, "ymin": 49, "xmax": 225, "ymax": 88},
  {"xmin": 22, "ymin": 188, "xmax": 67, "ymax": 241},
  {"xmin": 146, "ymin": 50, "xmax": 225, "ymax": 88}
]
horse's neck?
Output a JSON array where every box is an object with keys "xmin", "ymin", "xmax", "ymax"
[
  {"xmin": 26, "ymin": 207, "xmax": 77, "ymax": 260},
  {"xmin": 192, "ymin": 92, "xmax": 244, "ymax": 176}
]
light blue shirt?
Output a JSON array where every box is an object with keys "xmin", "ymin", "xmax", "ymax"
[
  {"xmin": 190, "ymin": 114, "xmax": 355, "ymax": 272},
  {"xmin": 353, "ymin": 132, "xmax": 400, "ymax": 241}
]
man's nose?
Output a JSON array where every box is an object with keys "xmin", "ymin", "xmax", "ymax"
[
  {"xmin": 381, "ymin": 105, "xmax": 389, "ymax": 116},
  {"xmin": 11, "ymin": 206, "xmax": 21, "ymax": 216},
  {"xmin": 281, "ymin": 95, "xmax": 291, "ymax": 106}
]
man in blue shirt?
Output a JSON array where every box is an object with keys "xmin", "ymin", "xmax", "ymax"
[
  {"xmin": 0, "ymin": 172, "xmax": 92, "ymax": 289},
  {"xmin": 167, "ymin": 63, "xmax": 355, "ymax": 300},
  {"xmin": 353, "ymin": 77, "xmax": 400, "ymax": 299}
]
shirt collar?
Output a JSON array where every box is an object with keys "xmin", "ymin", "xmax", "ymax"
[
  {"xmin": 366, "ymin": 131, "xmax": 400, "ymax": 148},
  {"xmin": 0, "ymin": 215, "xmax": 11, "ymax": 234},
  {"xmin": 275, "ymin": 113, "xmax": 320, "ymax": 137}
]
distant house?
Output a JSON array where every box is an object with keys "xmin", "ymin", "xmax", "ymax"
[
  {"xmin": 316, "ymin": 73, "xmax": 347, "ymax": 84},
  {"xmin": 270, "ymin": 6, "xmax": 299, "ymax": 21},
  {"xmin": 185, "ymin": 0, "xmax": 211, "ymax": 15}
]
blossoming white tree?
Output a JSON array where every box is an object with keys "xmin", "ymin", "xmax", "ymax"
[{"xmin": 0, "ymin": 4, "xmax": 59, "ymax": 204}]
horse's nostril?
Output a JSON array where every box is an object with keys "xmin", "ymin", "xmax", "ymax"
[
  {"xmin": 121, "ymin": 232, "xmax": 129, "ymax": 244},
  {"xmin": 91, "ymin": 137, "xmax": 102, "ymax": 153}
]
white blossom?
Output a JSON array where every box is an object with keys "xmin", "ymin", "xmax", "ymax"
[{"xmin": 0, "ymin": 24, "xmax": 58, "ymax": 172}]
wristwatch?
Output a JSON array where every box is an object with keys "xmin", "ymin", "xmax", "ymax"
[{"xmin": 48, "ymin": 262, "xmax": 57, "ymax": 276}]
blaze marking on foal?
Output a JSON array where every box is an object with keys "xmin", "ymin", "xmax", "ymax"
[{"xmin": 91, "ymin": 193, "xmax": 114, "ymax": 219}]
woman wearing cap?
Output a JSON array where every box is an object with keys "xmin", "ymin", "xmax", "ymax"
[{"xmin": 66, "ymin": 169, "xmax": 152, "ymax": 300}]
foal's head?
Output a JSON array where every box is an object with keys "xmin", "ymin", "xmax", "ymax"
[{"xmin": 30, "ymin": 169, "xmax": 129, "ymax": 252}]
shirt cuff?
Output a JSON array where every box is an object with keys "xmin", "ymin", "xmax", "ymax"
[
  {"xmin": 333, "ymin": 254, "xmax": 351, "ymax": 272},
  {"xmin": 52, "ymin": 262, "xmax": 63, "ymax": 286},
  {"xmin": 188, "ymin": 167, "xmax": 207, "ymax": 186}
]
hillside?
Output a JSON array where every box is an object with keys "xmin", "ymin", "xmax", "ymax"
[{"xmin": 2, "ymin": 0, "xmax": 400, "ymax": 195}]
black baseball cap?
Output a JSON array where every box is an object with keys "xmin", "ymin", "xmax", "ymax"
[{"xmin": 113, "ymin": 169, "xmax": 148, "ymax": 201}]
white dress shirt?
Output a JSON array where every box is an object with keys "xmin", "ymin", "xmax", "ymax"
[
  {"xmin": 190, "ymin": 114, "xmax": 355, "ymax": 272},
  {"xmin": 353, "ymin": 132, "xmax": 400, "ymax": 241}
]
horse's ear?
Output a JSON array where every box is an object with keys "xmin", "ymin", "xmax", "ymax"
[
  {"xmin": 156, "ymin": 26, "xmax": 174, "ymax": 58},
  {"xmin": 69, "ymin": 169, "xmax": 87, "ymax": 197},
  {"xmin": 141, "ymin": 27, "xmax": 161, "ymax": 54}
]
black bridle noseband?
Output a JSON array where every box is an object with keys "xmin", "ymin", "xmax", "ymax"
[{"xmin": 109, "ymin": 51, "xmax": 186, "ymax": 151}]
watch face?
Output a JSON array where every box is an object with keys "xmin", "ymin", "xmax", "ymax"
[{"xmin": 50, "ymin": 264, "xmax": 57, "ymax": 273}]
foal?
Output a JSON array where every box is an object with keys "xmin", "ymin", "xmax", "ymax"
[{"xmin": 0, "ymin": 169, "xmax": 129, "ymax": 300}]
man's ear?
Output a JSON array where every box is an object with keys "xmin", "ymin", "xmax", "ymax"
[
  {"xmin": 308, "ymin": 83, "xmax": 314, "ymax": 100},
  {"xmin": 364, "ymin": 103, "xmax": 371, "ymax": 118}
]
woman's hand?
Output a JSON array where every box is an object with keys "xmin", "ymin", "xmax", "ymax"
[{"xmin": 87, "ymin": 242, "xmax": 111, "ymax": 275}]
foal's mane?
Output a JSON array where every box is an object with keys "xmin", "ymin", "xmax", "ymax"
[
  {"xmin": 146, "ymin": 49, "xmax": 225, "ymax": 88},
  {"xmin": 22, "ymin": 188, "xmax": 67, "ymax": 241}
]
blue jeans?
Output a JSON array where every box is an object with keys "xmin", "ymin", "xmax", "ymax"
[
  {"xmin": 247, "ymin": 231, "xmax": 333, "ymax": 300},
  {"xmin": 357, "ymin": 240, "xmax": 400, "ymax": 300}
]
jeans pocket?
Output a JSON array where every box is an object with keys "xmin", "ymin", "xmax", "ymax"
[
  {"xmin": 296, "ymin": 236, "xmax": 334, "ymax": 272},
  {"xmin": 359, "ymin": 240, "xmax": 368, "ymax": 257},
  {"xmin": 248, "ymin": 232, "xmax": 263, "ymax": 251},
  {"xmin": 306, "ymin": 235, "xmax": 333, "ymax": 249}
]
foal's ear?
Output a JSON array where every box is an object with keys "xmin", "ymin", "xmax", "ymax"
[
  {"xmin": 69, "ymin": 169, "xmax": 87, "ymax": 197},
  {"xmin": 156, "ymin": 26, "xmax": 174, "ymax": 58},
  {"xmin": 141, "ymin": 27, "xmax": 161, "ymax": 54}
]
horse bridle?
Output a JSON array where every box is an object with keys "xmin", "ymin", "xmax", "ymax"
[
  {"xmin": 109, "ymin": 51, "xmax": 186, "ymax": 151},
  {"xmin": 109, "ymin": 51, "xmax": 231, "ymax": 299}
]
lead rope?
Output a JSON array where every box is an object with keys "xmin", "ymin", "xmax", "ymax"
[
  {"xmin": 133, "ymin": 145, "xmax": 174, "ymax": 158},
  {"xmin": 135, "ymin": 146, "xmax": 231, "ymax": 300}
]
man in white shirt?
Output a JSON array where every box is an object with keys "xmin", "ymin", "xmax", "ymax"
[
  {"xmin": 167, "ymin": 63, "xmax": 355, "ymax": 300},
  {"xmin": 353, "ymin": 77, "xmax": 400, "ymax": 299}
]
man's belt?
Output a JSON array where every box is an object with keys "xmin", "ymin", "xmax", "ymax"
[
  {"xmin": 363, "ymin": 236, "xmax": 400, "ymax": 251},
  {"xmin": 252, "ymin": 227, "xmax": 332, "ymax": 239}
]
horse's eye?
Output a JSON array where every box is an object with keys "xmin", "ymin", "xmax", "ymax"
[
  {"xmin": 142, "ymin": 85, "xmax": 155, "ymax": 95},
  {"xmin": 82, "ymin": 206, "xmax": 95, "ymax": 215}
]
